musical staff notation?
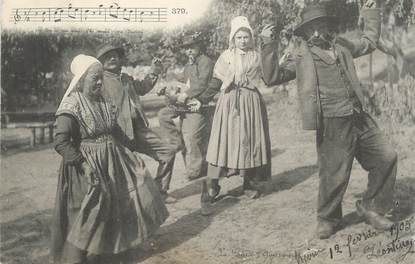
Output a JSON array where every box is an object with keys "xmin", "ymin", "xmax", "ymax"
[{"xmin": 10, "ymin": 4, "xmax": 168, "ymax": 24}]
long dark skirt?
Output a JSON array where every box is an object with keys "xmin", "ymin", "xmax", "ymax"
[{"xmin": 51, "ymin": 162, "xmax": 89, "ymax": 263}]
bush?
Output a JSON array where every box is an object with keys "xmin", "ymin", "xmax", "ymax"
[{"xmin": 367, "ymin": 75, "xmax": 415, "ymax": 133}]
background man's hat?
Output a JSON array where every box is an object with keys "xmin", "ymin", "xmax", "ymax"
[
  {"xmin": 180, "ymin": 32, "xmax": 204, "ymax": 48},
  {"xmin": 96, "ymin": 43, "xmax": 125, "ymax": 60},
  {"xmin": 294, "ymin": 4, "xmax": 339, "ymax": 36}
]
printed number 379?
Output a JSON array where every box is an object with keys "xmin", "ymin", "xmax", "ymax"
[{"xmin": 172, "ymin": 8, "xmax": 187, "ymax": 14}]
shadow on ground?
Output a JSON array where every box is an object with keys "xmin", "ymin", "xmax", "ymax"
[
  {"xmin": 263, "ymin": 165, "xmax": 318, "ymax": 194},
  {"xmin": 120, "ymin": 197, "xmax": 240, "ymax": 264},
  {"xmin": 169, "ymin": 177, "xmax": 207, "ymax": 200},
  {"xmin": 271, "ymin": 147, "xmax": 286, "ymax": 158},
  {"xmin": 341, "ymin": 177, "xmax": 415, "ymax": 230},
  {"xmin": 169, "ymin": 147, "xmax": 287, "ymax": 200},
  {"xmin": 0, "ymin": 210, "xmax": 53, "ymax": 264}
]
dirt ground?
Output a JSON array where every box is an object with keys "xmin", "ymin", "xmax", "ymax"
[{"xmin": 1, "ymin": 92, "xmax": 415, "ymax": 264}]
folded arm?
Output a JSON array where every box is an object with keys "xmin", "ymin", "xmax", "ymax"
[
  {"xmin": 198, "ymin": 77, "xmax": 222, "ymax": 104},
  {"xmin": 54, "ymin": 114, "xmax": 84, "ymax": 165}
]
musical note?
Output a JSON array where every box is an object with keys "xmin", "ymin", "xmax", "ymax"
[
  {"xmin": 98, "ymin": 4, "xmax": 103, "ymax": 14},
  {"xmin": 84, "ymin": 9, "xmax": 90, "ymax": 21},
  {"xmin": 109, "ymin": 3, "xmax": 120, "ymax": 18},
  {"xmin": 68, "ymin": 4, "xmax": 79, "ymax": 19},
  {"xmin": 148, "ymin": 11, "xmax": 155, "ymax": 22},
  {"xmin": 122, "ymin": 8, "xmax": 133, "ymax": 21},
  {"xmin": 10, "ymin": 5, "xmax": 168, "ymax": 24},
  {"xmin": 42, "ymin": 10, "xmax": 47, "ymax": 22},
  {"xmin": 53, "ymin": 8, "xmax": 63, "ymax": 22},
  {"xmin": 138, "ymin": 11, "xmax": 145, "ymax": 22}
]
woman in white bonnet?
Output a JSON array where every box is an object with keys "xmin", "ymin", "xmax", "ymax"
[
  {"xmin": 51, "ymin": 54, "xmax": 168, "ymax": 263},
  {"xmin": 204, "ymin": 16, "xmax": 271, "ymax": 203}
]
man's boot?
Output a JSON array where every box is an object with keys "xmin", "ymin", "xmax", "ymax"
[
  {"xmin": 316, "ymin": 220, "xmax": 338, "ymax": 239},
  {"xmin": 356, "ymin": 200, "xmax": 394, "ymax": 230}
]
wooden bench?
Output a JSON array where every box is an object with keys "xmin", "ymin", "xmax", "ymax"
[
  {"xmin": 1, "ymin": 111, "xmax": 55, "ymax": 127},
  {"xmin": 5, "ymin": 121, "xmax": 55, "ymax": 147}
]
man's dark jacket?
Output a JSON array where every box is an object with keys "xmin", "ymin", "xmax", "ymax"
[
  {"xmin": 180, "ymin": 54, "xmax": 215, "ymax": 104},
  {"xmin": 261, "ymin": 8, "xmax": 381, "ymax": 130}
]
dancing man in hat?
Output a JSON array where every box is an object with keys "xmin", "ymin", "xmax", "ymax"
[
  {"xmin": 96, "ymin": 43, "xmax": 177, "ymax": 203},
  {"xmin": 260, "ymin": 0, "xmax": 397, "ymax": 239},
  {"xmin": 158, "ymin": 32, "xmax": 217, "ymax": 181}
]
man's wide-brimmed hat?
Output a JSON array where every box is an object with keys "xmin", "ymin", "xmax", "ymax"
[
  {"xmin": 180, "ymin": 32, "xmax": 205, "ymax": 48},
  {"xmin": 96, "ymin": 43, "xmax": 125, "ymax": 60},
  {"xmin": 294, "ymin": 4, "xmax": 339, "ymax": 36}
]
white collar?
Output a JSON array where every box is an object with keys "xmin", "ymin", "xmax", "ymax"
[{"xmin": 235, "ymin": 48, "xmax": 248, "ymax": 55}]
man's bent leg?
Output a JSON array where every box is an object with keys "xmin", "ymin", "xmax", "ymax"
[
  {"xmin": 355, "ymin": 113, "xmax": 397, "ymax": 216},
  {"xmin": 134, "ymin": 127, "xmax": 176, "ymax": 193},
  {"xmin": 158, "ymin": 107, "xmax": 183, "ymax": 153}
]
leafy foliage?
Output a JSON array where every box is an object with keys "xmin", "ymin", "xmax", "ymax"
[
  {"xmin": 1, "ymin": 0, "xmax": 414, "ymax": 111},
  {"xmin": 384, "ymin": 0, "xmax": 414, "ymax": 28},
  {"xmin": 367, "ymin": 75, "xmax": 415, "ymax": 131}
]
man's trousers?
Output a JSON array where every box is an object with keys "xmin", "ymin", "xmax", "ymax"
[
  {"xmin": 133, "ymin": 126, "xmax": 176, "ymax": 193},
  {"xmin": 317, "ymin": 112, "xmax": 397, "ymax": 223},
  {"xmin": 158, "ymin": 106, "xmax": 211, "ymax": 180}
]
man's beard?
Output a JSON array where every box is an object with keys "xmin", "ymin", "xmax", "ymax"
[
  {"xmin": 307, "ymin": 33, "xmax": 334, "ymax": 49},
  {"xmin": 104, "ymin": 63, "xmax": 121, "ymax": 74}
]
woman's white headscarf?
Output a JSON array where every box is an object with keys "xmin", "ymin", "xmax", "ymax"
[
  {"xmin": 57, "ymin": 54, "xmax": 101, "ymax": 110},
  {"xmin": 214, "ymin": 16, "xmax": 263, "ymax": 91},
  {"xmin": 229, "ymin": 16, "xmax": 255, "ymax": 49}
]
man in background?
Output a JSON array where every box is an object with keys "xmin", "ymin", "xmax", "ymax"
[
  {"xmin": 158, "ymin": 32, "xmax": 216, "ymax": 181},
  {"xmin": 97, "ymin": 43, "xmax": 177, "ymax": 203}
]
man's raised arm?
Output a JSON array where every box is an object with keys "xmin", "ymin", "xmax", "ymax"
[
  {"xmin": 336, "ymin": 1, "xmax": 381, "ymax": 58},
  {"xmin": 260, "ymin": 25, "xmax": 296, "ymax": 86}
]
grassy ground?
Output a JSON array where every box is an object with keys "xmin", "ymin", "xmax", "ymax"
[
  {"xmin": 1, "ymin": 90, "xmax": 414, "ymax": 264},
  {"xmin": 1, "ymin": 31, "xmax": 415, "ymax": 263}
]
